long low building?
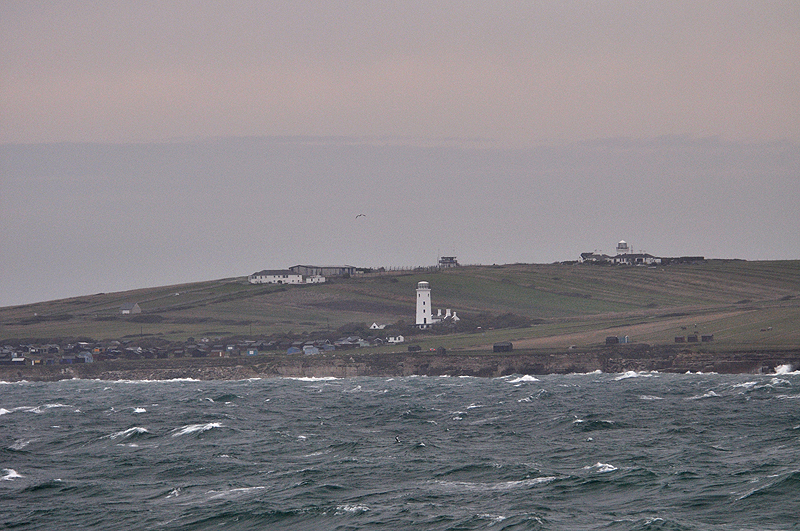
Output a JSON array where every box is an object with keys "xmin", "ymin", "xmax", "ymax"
[
  {"xmin": 289, "ymin": 264, "xmax": 358, "ymax": 277},
  {"xmin": 249, "ymin": 269, "xmax": 326, "ymax": 285}
]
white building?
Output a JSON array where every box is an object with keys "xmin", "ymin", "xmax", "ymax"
[
  {"xmin": 415, "ymin": 281, "xmax": 459, "ymax": 328},
  {"xmin": 248, "ymin": 270, "xmax": 304, "ymax": 284},
  {"xmin": 120, "ymin": 303, "xmax": 141, "ymax": 315},
  {"xmin": 616, "ymin": 240, "xmax": 630, "ymax": 254},
  {"xmin": 416, "ymin": 281, "xmax": 436, "ymax": 328}
]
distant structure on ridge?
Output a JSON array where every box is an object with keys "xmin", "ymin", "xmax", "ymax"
[
  {"xmin": 438, "ymin": 256, "xmax": 459, "ymax": 268},
  {"xmin": 415, "ymin": 281, "xmax": 459, "ymax": 329},
  {"xmin": 579, "ymin": 240, "xmax": 704, "ymax": 266},
  {"xmin": 248, "ymin": 264, "xmax": 362, "ymax": 285}
]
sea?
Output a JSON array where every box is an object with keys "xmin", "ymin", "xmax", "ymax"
[{"xmin": 2, "ymin": 370, "xmax": 799, "ymax": 530}]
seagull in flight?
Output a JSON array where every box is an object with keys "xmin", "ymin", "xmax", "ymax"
[{"xmin": 355, "ymin": 214, "xmax": 366, "ymax": 219}]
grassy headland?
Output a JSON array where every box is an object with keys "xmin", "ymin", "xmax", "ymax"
[{"xmin": 2, "ymin": 260, "xmax": 799, "ymax": 353}]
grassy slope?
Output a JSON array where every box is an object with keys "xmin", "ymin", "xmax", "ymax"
[{"xmin": 1, "ymin": 260, "xmax": 799, "ymax": 350}]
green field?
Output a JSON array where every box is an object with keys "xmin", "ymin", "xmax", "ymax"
[{"xmin": 2, "ymin": 260, "xmax": 799, "ymax": 351}]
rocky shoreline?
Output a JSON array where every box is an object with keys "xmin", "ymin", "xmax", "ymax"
[{"xmin": 1, "ymin": 347, "xmax": 798, "ymax": 382}]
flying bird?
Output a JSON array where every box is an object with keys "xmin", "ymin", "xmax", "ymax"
[{"xmin": 355, "ymin": 214, "xmax": 366, "ymax": 219}]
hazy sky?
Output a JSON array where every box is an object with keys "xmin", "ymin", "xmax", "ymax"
[{"xmin": 1, "ymin": 2, "xmax": 799, "ymax": 307}]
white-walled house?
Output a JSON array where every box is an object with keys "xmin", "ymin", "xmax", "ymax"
[
  {"xmin": 120, "ymin": 303, "xmax": 141, "ymax": 315},
  {"xmin": 248, "ymin": 270, "xmax": 304, "ymax": 285},
  {"xmin": 387, "ymin": 335, "xmax": 405, "ymax": 344},
  {"xmin": 249, "ymin": 269, "xmax": 327, "ymax": 285}
]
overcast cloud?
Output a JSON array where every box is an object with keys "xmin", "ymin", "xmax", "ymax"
[{"xmin": 1, "ymin": 1, "xmax": 798, "ymax": 306}]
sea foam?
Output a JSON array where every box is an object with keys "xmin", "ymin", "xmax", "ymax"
[
  {"xmin": 2, "ymin": 469, "xmax": 23, "ymax": 481},
  {"xmin": 688, "ymin": 390, "xmax": 721, "ymax": 400},
  {"xmin": 615, "ymin": 371, "xmax": 655, "ymax": 380},
  {"xmin": 774, "ymin": 364, "xmax": 798, "ymax": 375},
  {"xmin": 585, "ymin": 462, "xmax": 617, "ymax": 473},
  {"xmin": 171, "ymin": 422, "xmax": 224, "ymax": 437},
  {"xmin": 508, "ymin": 375, "xmax": 539, "ymax": 383},
  {"xmin": 105, "ymin": 427, "xmax": 150, "ymax": 439}
]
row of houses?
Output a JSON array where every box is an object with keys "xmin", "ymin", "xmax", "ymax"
[
  {"xmin": 1, "ymin": 332, "xmax": 408, "ymax": 365},
  {"xmin": 247, "ymin": 264, "xmax": 365, "ymax": 285},
  {"xmin": 580, "ymin": 240, "xmax": 705, "ymax": 266},
  {"xmin": 581, "ymin": 252, "xmax": 663, "ymax": 266},
  {"xmin": 580, "ymin": 253, "xmax": 706, "ymax": 266}
]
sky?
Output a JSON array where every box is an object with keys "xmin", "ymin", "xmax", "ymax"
[{"xmin": 1, "ymin": 1, "xmax": 799, "ymax": 307}]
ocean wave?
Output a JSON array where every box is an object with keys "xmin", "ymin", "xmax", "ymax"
[
  {"xmin": 508, "ymin": 375, "xmax": 539, "ymax": 383},
  {"xmin": 171, "ymin": 422, "xmax": 225, "ymax": 437},
  {"xmin": 434, "ymin": 476, "xmax": 556, "ymax": 492},
  {"xmin": 735, "ymin": 470, "xmax": 800, "ymax": 501},
  {"xmin": 105, "ymin": 427, "xmax": 151, "ymax": 440},
  {"xmin": 29, "ymin": 403, "xmax": 73, "ymax": 414},
  {"xmin": 2, "ymin": 468, "xmax": 23, "ymax": 481},
  {"xmin": 9, "ymin": 438, "xmax": 37, "ymax": 451},
  {"xmin": 584, "ymin": 462, "xmax": 617, "ymax": 473},
  {"xmin": 207, "ymin": 486, "xmax": 266, "ymax": 500},
  {"xmin": 572, "ymin": 418, "xmax": 622, "ymax": 431},
  {"xmin": 335, "ymin": 505, "xmax": 370, "ymax": 515},
  {"xmin": 615, "ymin": 371, "xmax": 656, "ymax": 380},
  {"xmin": 518, "ymin": 389, "xmax": 550, "ymax": 402},
  {"xmin": 286, "ymin": 377, "xmax": 340, "ymax": 381},
  {"xmin": 687, "ymin": 391, "xmax": 721, "ymax": 400},
  {"xmin": 114, "ymin": 378, "xmax": 202, "ymax": 384},
  {"xmin": 0, "ymin": 408, "xmax": 11, "ymax": 415},
  {"xmin": 638, "ymin": 395, "xmax": 663, "ymax": 400},
  {"xmin": 133, "ymin": 407, "xmax": 147, "ymax": 414},
  {"xmin": 774, "ymin": 364, "xmax": 798, "ymax": 375}
]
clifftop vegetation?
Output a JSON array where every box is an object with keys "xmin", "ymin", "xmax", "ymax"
[{"xmin": 2, "ymin": 260, "xmax": 799, "ymax": 352}]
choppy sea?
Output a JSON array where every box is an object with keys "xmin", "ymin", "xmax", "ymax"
[{"xmin": 2, "ymin": 370, "xmax": 800, "ymax": 530}]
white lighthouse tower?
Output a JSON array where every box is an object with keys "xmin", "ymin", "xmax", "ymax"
[{"xmin": 416, "ymin": 281, "xmax": 432, "ymax": 329}]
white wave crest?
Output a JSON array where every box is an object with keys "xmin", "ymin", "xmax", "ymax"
[
  {"xmin": 106, "ymin": 427, "xmax": 150, "ymax": 439},
  {"xmin": 171, "ymin": 422, "xmax": 224, "ymax": 437},
  {"xmin": 207, "ymin": 486, "xmax": 266, "ymax": 500},
  {"xmin": 585, "ymin": 462, "xmax": 617, "ymax": 473},
  {"xmin": 615, "ymin": 371, "xmax": 655, "ymax": 380},
  {"xmin": 508, "ymin": 375, "xmax": 539, "ymax": 383},
  {"xmin": 287, "ymin": 377, "xmax": 340, "ymax": 381},
  {"xmin": 9, "ymin": 439, "xmax": 36, "ymax": 450},
  {"xmin": 29, "ymin": 403, "xmax": 73, "ymax": 414},
  {"xmin": 688, "ymin": 390, "xmax": 721, "ymax": 400},
  {"xmin": 774, "ymin": 364, "xmax": 798, "ymax": 375},
  {"xmin": 435, "ymin": 476, "xmax": 555, "ymax": 492},
  {"xmin": 133, "ymin": 407, "xmax": 147, "ymax": 414},
  {"xmin": 115, "ymin": 378, "xmax": 201, "ymax": 384},
  {"xmin": 638, "ymin": 395, "xmax": 663, "ymax": 400},
  {"xmin": 477, "ymin": 514, "xmax": 507, "ymax": 524},
  {"xmin": 2, "ymin": 469, "xmax": 23, "ymax": 481},
  {"xmin": 336, "ymin": 505, "xmax": 370, "ymax": 514},
  {"xmin": 0, "ymin": 408, "xmax": 11, "ymax": 415}
]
